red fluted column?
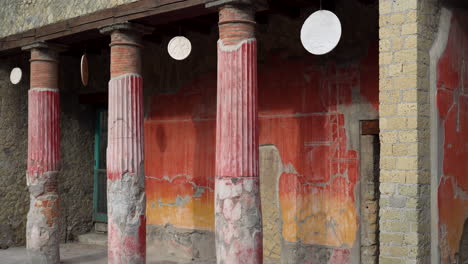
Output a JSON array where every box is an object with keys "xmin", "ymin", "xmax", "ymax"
[
  {"xmin": 100, "ymin": 23, "xmax": 151, "ymax": 264},
  {"xmin": 23, "ymin": 42, "xmax": 61, "ymax": 264},
  {"xmin": 212, "ymin": 2, "xmax": 262, "ymax": 263}
]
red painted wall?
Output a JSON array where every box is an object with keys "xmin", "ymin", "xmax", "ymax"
[
  {"xmin": 437, "ymin": 12, "xmax": 468, "ymax": 263},
  {"xmin": 145, "ymin": 45, "xmax": 378, "ymax": 252}
]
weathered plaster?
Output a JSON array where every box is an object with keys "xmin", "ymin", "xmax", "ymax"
[
  {"xmin": 0, "ymin": 53, "xmax": 95, "ymax": 249},
  {"xmin": 259, "ymin": 145, "xmax": 282, "ymax": 261},
  {"xmin": 430, "ymin": 7, "xmax": 452, "ymax": 263},
  {"xmin": 146, "ymin": 224, "xmax": 215, "ymax": 263},
  {"xmin": 432, "ymin": 7, "xmax": 468, "ymax": 263},
  {"xmin": 144, "ymin": 42, "xmax": 378, "ymax": 264},
  {"xmin": 25, "ymin": 46, "xmax": 61, "ymax": 263},
  {"xmin": 143, "ymin": 1, "xmax": 378, "ymax": 262},
  {"xmin": 107, "ymin": 74, "xmax": 146, "ymax": 263},
  {"xmin": 0, "ymin": 54, "xmax": 29, "ymax": 248},
  {"xmin": 0, "ymin": 0, "xmax": 138, "ymax": 38}
]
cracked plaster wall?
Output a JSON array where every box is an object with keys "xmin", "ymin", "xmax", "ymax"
[
  {"xmin": 432, "ymin": 8, "xmax": 468, "ymax": 264},
  {"xmin": 143, "ymin": 0, "xmax": 378, "ymax": 263}
]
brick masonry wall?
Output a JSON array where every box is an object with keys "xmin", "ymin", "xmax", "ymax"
[
  {"xmin": 379, "ymin": 0, "xmax": 440, "ymax": 263},
  {"xmin": 0, "ymin": 0, "xmax": 137, "ymax": 38}
]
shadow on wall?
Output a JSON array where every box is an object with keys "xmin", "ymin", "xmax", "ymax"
[{"xmin": 456, "ymin": 219, "xmax": 468, "ymax": 263}]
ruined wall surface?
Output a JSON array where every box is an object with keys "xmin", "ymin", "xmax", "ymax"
[
  {"xmin": 378, "ymin": 0, "xmax": 440, "ymax": 263},
  {"xmin": 0, "ymin": 0, "xmax": 138, "ymax": 38},
  {"xmin": 434, "ymin": 9, "xmax": 468, "ymax": 264},
  {"xmin": 0, "ymin": 53, "xmax": 95, "ymax": 247},
  {"xmin": 58, "ymin": 55, "xmax": 95, "ymax": 242},
  {"xmin": 143, "ymin": 1, "xmax": 378, "ymax": 262},
  {"xmin": 0, "ymin": 55, "xmax": 29, "ymax": 248}
]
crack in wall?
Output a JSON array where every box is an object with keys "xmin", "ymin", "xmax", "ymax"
[{"xmin": 146, "ymin": 174, "xmax": 213, "ymax": 208}]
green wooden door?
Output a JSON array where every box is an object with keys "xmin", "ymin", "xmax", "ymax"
[{"xmin": 94, "ymin": 108, "xmax": 108, "ymax": 222}]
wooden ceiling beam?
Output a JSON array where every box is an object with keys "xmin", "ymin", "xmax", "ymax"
[{"xmin": 0, "ymin": 0, "xmax": 209, "ymax": 53}]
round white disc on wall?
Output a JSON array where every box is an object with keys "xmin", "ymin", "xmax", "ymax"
[
  {"xmin": 300, "ymin": 10, "xmax": 342, "ymax": 55},
  {"xmin": 10, "ymin": 67, "xmax": 22, "ymax": 85},
  {"xmin": 168, "ymin": 36, "xmax": 192, "ymax": 61}
]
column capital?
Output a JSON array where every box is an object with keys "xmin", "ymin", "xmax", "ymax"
[
  {"xmin": 102, "ymin": 22, "xmax": 152, "ymax": 78},
  {"xmin": 24, "ymin": 42, "xmax": 63, "ymax": 89},
  {"xmin": 99, "ymin": 22, "xmax": 154, "ymax": 36},
  {"xmin": 206, "ymin": 0, "xmax": 267, "ymax": 10},
  {"xmin": 21, "ymin": 41, "xmax": 67, "ymax": 52}
]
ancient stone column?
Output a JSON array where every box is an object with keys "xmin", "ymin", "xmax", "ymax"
[
  {"xmin": 23, "ymin": 42, "xmax": 62, "ymax": 264},
  {"xmin": 209, "ymin": 1, "xmax": 263, "ymax": 263},
  {"xmin": 100, "ymin": 23, "xmax": 151, "ymax": 264}
]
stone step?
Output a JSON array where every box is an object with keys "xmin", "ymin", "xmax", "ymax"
[
  {"xmin": 95, "ymin": 222, "xmax": 107, "ymax": 233},
  {"xmin": 77, "ymin": 232, "xmax": 107, "ymax": 246}
]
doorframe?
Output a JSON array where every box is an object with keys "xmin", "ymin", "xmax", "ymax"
[
  {"xmin": 93, "ymin": 107, "xmax": 108, "ymax": 222},
  {"xmin": 358, "ymin": 119, "xmax": 380, "ymax": 264}
]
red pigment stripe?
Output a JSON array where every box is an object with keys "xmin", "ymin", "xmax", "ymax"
[
  {"xmin": 216, "ymin": 40, "xmax": 258, "ymax": 178},
  {"xmin": 27, "ymin": 89, "xmax": 60, "ymax": 175},
  {"xmin": 107, "ymin": 75, "xmax": 144, "ymax": 180}
]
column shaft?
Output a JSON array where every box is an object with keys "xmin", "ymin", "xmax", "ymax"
[
  {"xmin": 26, "ymin": 46, "xmax": 60, "ymax": 264},
  {"xmin": 215, "ymin": 4, "xmax": 262, "ymax": 264},
  {"xmin": 105, "ymin": 27, "xmax": 146, "ymax": 264}
]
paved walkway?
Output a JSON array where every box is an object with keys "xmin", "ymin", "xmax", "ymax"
[
  {"xmin": 0, "ymin": 243, "xmax": 279, "ymax": 263},
  {"xmin": 0, "ymin": 243, "xmax": 183, "ymax": 264},
  {"xmin": 1, "ymin": 243, "xmax": 107, "ymax": 264}
]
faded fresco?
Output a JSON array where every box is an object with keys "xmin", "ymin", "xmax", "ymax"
[
  {"xmin": 436, "ymin": 11, "xmax": 468, "ymax": 264},
  {"xmin": 144, "ymin": 43, "xmax": 378, "ymax": 262}
]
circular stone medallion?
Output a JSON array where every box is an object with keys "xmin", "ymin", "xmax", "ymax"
[
  {"xmin": 81, "ymin": 54, "xmax": 89, "ymax": 86},
  {"xmin": 10, "ymin": 67, "xmax": 22, "ymax": 85},
  {"xmin": 168, "ymin": 36, "xmax": 192, "ymax": 61},
  {"xmin": 300, "ymin": 10, "xmax": 342, "ymax": 55}
]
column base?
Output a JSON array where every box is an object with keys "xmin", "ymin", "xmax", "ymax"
[{"xmin": 215, "ymin": 176, "xmax": 263, "ymax": 264}]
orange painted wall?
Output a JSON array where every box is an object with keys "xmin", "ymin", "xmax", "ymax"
[
  {"xmin": 145, "ymin": 46, "xmax": 378, "ymax": 249},
  {"xmin": 436, "ymin": 12, "xmax": 468, "ymax": 263}
]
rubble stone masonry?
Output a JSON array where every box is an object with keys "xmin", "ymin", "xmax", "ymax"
[{"xmin": 0, "ymin": 0, "xmax": 137, "ymax": 38}]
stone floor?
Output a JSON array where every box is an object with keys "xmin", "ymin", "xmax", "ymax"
[
  {"xmin": 0, "ymin": 243, "xmax": 183, "ymax": 264},
  {"xmin": 0, "ymin": 243, "xmax": 280, "ymax": 263}
]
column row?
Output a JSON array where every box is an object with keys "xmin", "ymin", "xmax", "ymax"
[{"xmin": 23, "ymin": 1, "xmax": 262, "ymax": 264}]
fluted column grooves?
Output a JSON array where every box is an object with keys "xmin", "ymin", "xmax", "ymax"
[
  {"xmin": 28, "ymin": 89, "xmax": 60, "ymax": 174},
  {"xmin": 107, "ymin": 74, "xmax": 146, "ymax": 264},
  {"xmin": 26, "ymin": 46, "xmax": 60, "ymax": 264},
  {"xmin": 216, "ymin": 40, "xmax": 258, "ymax": 178},
  {"xmin": 101, "ymin": 23, "xmax": 147, "ymax": 263},
  {"xmin": 107, "ymin": 75, "xmax": 144, "ymax": 181},
  {"xmin": 215, "ymin": 4, "xmax": 262, "ymax": 263}
]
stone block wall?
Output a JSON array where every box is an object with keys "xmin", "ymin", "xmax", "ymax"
[
  {"xmin": 378, "ymin": 0, "xmax": 440, "ymax": 263},
  {"xmin": 0, "ymin": 0, "xmax": 138, "ymax": 38}
]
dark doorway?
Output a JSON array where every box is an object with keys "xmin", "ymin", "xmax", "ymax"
[
  {"xmin": 458, "ymin": 219, "xmax": 468, "ymax": 264},
  {"xmin": 93, "ymin": 108, "xmax": 108, "ymax": 222}
]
